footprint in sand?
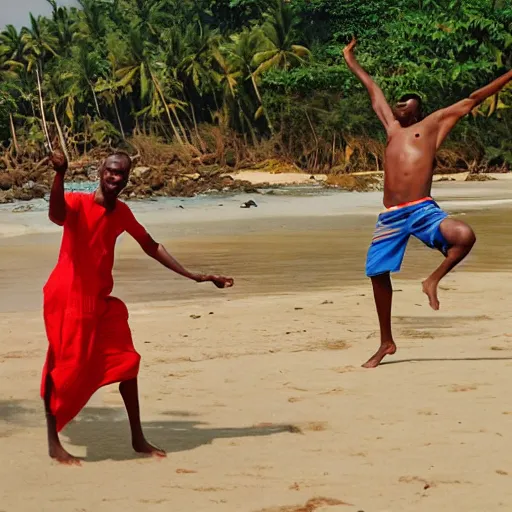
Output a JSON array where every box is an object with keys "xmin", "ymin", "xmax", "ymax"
[
  {"xmin": 254, "ymin": 497, "xmax": 352, "ymax": 512},
  {"xmin": 319, "ymin": 388, "xmax": 344, "ymax": 395},
  {"xmin": 290, "ymin": 422, "xmax": 328, "ymax": 432},
  {"xmin": 332, "ymin": 366, "xmax": 358, "ymax": 374},
  {"xmin": 446, "ymin": 384, "xmax": 478, "ymax": 392}
]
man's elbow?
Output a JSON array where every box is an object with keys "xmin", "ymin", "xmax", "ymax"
[
  {"xmin": 142, "ymin": 239, "xmax": 160, "ymax": 257},
  {"xmin": 466, "ymin": 95, "xmax": 481, "ymax": 110},
  {"xmin": 464, "ymin": 98, "xmax": 479, "ymax": 116},
  {"xmin": 48, "ymin": 212, "xmax": 65, "ymax": 226}
]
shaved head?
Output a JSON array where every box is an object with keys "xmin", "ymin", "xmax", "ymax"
[{"xmin": 105, "ymin": 152, "xmax": 132, "ymax": 172}]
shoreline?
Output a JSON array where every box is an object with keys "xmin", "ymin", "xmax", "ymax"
[{"xmin": 1, "ymin": 175, "xmax": 512, "ymax": 240}]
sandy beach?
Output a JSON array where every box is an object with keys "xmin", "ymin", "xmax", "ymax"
[{"xmin": 2, "ymin": 177, "xmax": 512, "ymax": 511}]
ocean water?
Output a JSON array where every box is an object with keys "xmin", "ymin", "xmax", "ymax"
[{"xmin": 0, "ymin": 180, "xmax": 334, "ymax": 214}]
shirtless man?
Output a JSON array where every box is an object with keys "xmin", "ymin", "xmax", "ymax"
[
  {"xmin": 343, "ymin": 38, "xmax": 512, "ymax": 368},
  {"xmin": 43, "ymin": 149, "xmax": 234, "ymax": 464}
]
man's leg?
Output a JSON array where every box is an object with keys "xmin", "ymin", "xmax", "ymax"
[
  {"xmin": 44, "ymin": 373, "xmax": 81, "ymax": 465},
  {"xmin": 362, "ymin": 272, "xmax": 397, "ymax": 368},
  {"xmin": 422, "ymin": 218, "xmax": 476, "ymax": 310},
  {"xmin": 119, "ymin": 378, "xmax": 166, "ymax": 457}
]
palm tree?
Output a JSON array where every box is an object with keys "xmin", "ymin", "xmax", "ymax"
[
  {"xmin": 211, "ymin": 45, "xmax": 242, "ymax": 128},
  {"xmin": 159, "ymin": 24, "xmax": 209, "ymax": 148},
  {"xmin": 46, "ymin": 0, "xmax": 75, "ymax": 54},
  {"xmin": 21, "ymin": 14, "xmax": 59, "ymax": 72},
  {"xmin": 177, "ymin": 22, "xmax": 219, "ymax": 99},
  {"xmin": 95, "ymin": 77, "xmax": 126, "ymax": 140},
  {"xmin": 114, "ymin": 27, "xmax": 186, "ymax": 144},
  {"xmin": 0, "ymin": 26, "xmax": 27, "ymax": 151},
  {"xmin": 0, "ymin": 25, "xmax": 25, "ymax": 63},
  {"xmin": 21, "ymin": 14, "xmax": 60, "ymax": 151},
  {"xmin": 224, "ymin": 28, "xmax": 274, "ymax": 131},
  {"xmin": 63, "ymin": 43, "xmax": 108, "ymax": 118},
  {"xmin": 132, "ymin": 0, "xmax": 175, "ymax": 43},
  {"xmin": 252, "ymin": 0, "xmax": 310, "ymax": 76},
  {"xmin": 74, "ymin": 0, "xmax": 108, "ymax": 42},
  {"xmin": 0, "ymin": 79, "xmax": 20, "ymax": 154}
]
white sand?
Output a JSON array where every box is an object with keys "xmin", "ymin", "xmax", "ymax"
[{"xmin": 233, "ymin": 169, "xmax": 512, "ymax": 186}]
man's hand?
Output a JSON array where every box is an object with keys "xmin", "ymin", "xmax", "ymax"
[
  {"xmin": 50, "ymin": 149, "xmax": 68, "ymax": 174},
  {"xmin": 195, "ymin": 274, "xmax": 234, "ymax": 289},
  {"xmin": 343, "ymin": 37, "xmax": 357, "ymax": 56}
]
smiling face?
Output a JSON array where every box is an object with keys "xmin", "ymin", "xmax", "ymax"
[
  {"xmin": 99, "ymin": 153, "xmax": 131, "ymax": 198},
  {"xmin": 393, "ymin": 95, "xmax": 422, "ymax": 127}
]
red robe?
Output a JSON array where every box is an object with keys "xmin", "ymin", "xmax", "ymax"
[{"xmin": 41, "ymin": 192, "xmax": 148, "ymax": 432}]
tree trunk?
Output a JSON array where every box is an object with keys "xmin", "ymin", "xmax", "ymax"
[
  {"xmin": 89, "ymin": 80, "xmax": 102, "ymax": 118},
  {"xmin": 189, "ymin": 101, "xmax": 206, "ymax": 152},
  {"xmin": 171, "ymin": 104, "xmax": 191, "ymax": 144},
  {"xmin": 331, "ymin": 133, "xmax": 336, "ymax": 168},
  {"xmin": 251, "ymin": 72, "xmax": 274, "ymax": 134},
  {"xmin": 113, "ymin": 99, "xmax": 126, "ymax": 140},
  {"xmin": 9, "ymin": 114, "xmax": 20, "ymax": 156},
  {"xmin": 240, "ymin": 102, "xmax": 258, "ymax": 147},
  {"xmin": 151, "ymin": 74, "xmax": 184, "ymax": 145},
  {"xmin": 84, "ymin": 116, "xmax": 88, "ymax": 155}
]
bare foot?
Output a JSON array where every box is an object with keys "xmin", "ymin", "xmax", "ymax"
[
  {"xmin": 49, "ymin": 443, "xmax": 81, "ymax": 465},
  {"xmin": 422, "ymin": 278, "xmax": 440, "ymax": 310},
  {"xmin": 362, "ymin": 342, "xmax": 397, "ymax": 368},
  {"xmin": 133, "ymin": 439, "xmax": 167, "ymax": 458}
]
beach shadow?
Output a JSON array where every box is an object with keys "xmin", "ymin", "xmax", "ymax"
[
  {"xmin": 62, "ymin": 407, "xmax": 296, "ymax": 462},
  {"xmin": 0, "ymin": 399, "xmax": 39, "ymax": 427},
  {"xmin": 382, "ymin": 356, "xmax": 512, "ymax": 366},
  {"xmin": 0, "ymin": 400, "xmax": 296, "ymax": 462},
  {"xmin": 0, "ymin": 401, "xmax": 297, "ymax": 462}
]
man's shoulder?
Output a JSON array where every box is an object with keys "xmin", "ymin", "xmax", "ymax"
[
  {"xmin": 114, "ymin": 199, "xmax": 137, "ymax": 220},
  {"xmin": 64, "ymin": 191, "xmax": 92, "ymax": 208},
  {"xmin": 115, "ymin": 198, "xmax": 131, "ymax": 211}
]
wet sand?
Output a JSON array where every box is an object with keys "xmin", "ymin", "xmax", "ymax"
[
  {"xmin": 1, "ymin": 196, "xmax": 512, "ymax": 313},
  {"xmin": 1, "ymin": 179, "xmax": 512, "ymax": 511}
]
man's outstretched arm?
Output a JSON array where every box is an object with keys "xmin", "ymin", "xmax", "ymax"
[
  {"xmin": 124, "ymin": 214, "xmax": 234, "ymax": 289},
  {"xmin": 469, "ymin": 69, "xmax": 512, "ymax": 106},
  {"xmin": 144, "ymin": 238, "xmax": 234, "ymax": 288},
  {"xmin": 343, "ymin": 38, "xmax": 395, "ymax": 131},
  {"xmin": 435, "ymin": 69, "xmax": 512, "ymax": 147}
]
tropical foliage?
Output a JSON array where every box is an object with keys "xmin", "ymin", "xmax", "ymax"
[{"xmin": 0, "ymin": 0, "xmax": 511, "ymax": 171}]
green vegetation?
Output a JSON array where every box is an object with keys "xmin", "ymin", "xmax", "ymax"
[{"xmin": 1, "ymin": 0, "xmax": 511, "ymax": 173}]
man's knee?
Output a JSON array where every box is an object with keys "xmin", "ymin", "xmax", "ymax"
[
  {"xmin": 457, "ymin": 224, "xmax": 476, "ymax": 248},
  {"xmin": 442, "ymin": 220, "xmax": 476, "ymax": 248}
]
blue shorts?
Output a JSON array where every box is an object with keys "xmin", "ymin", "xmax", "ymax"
[{"xmin": 366, "ymin": 198, "xmax": 450, "ymax": 278}]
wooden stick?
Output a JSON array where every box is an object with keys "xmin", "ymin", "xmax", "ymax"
[
  {"xmin": 52, "ymin": 105, "xmax": 70, "ymax": 162},
  {"xmin": 36, "ymin": 66, "xmax": 53, "ymax": 153}
]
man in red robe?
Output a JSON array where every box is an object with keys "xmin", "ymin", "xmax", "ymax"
[{"xmin": 42, "ymin": 149, "xmax": 234, "ymax": 464}]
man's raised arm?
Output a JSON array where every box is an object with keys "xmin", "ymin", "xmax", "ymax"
[
  {"xmin": 48, "ymin": 149, "xmax": 68, "ymax": 226},
  {"xmin": 342, "ymin": 38, "xmax": 395, "ymax": 131},
  {"xmin": 435, "ymin": 69, "xmax": 512, "ymax": 147}
]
